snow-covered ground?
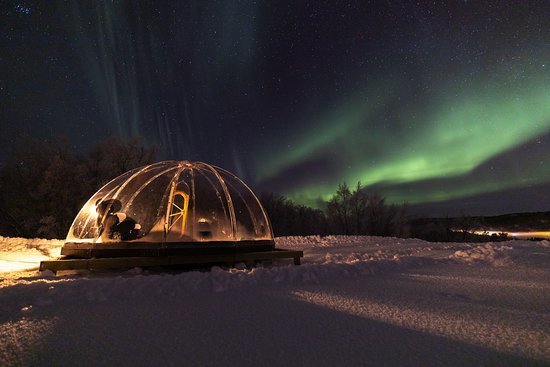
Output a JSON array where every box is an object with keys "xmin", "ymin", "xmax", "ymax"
[{"xmin": 1, "ymin": 235, "xmax": 549, "ymax": 366}]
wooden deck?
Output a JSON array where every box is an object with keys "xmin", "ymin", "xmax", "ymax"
[{"xmin": 39, "ymin": 248, "xmax": 303, "ymax": 274}]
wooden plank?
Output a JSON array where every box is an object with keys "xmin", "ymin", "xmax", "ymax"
[
  {"xmin": 235, "ymin": 249, "xmax": 303, "ymax": 261},
  {"xmin": 61, "ymin": 240, "xmax": 276, "ymax": 258},
  {"xmin": 39, "ymin": 248, "xmax": 303, "ymax": 273}
]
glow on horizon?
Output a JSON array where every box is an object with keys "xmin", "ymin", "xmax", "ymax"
[{"xmin": 472, "ymin": 230, "xmax": 550, "ymax": 239}]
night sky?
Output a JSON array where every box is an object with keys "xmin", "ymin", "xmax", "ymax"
[{"xmin": 2, "ymin": 1, "xmax": 549, "ymax": 216}]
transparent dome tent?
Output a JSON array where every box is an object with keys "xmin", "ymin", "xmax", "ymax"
[{"xmin": 61, "ymin": 161, "xmax": 275, "ymax": 258}]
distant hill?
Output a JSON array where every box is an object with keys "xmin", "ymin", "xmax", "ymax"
[
  {"xmin": 412, "ymin": 211, "xmax": 549, "ymax": 231},
  {"xmin": 409, "ymin": 211, "xmax": 550, "ymax": 242},
  {"xmin": 476, "ymin": 211, "xmax": 550, "ymax": 231}
]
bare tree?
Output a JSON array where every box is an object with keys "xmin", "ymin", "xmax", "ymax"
[
  {"xmin": 350, "ymin": 182, "xmax": 367, "ymax": 235},
  {"xmin": 87, "ymin": 136, "xmax": 156, "ymax": 189},
  {"xmin": 327, "ymin": 182, "xmax": 352, "ymax": 234}
]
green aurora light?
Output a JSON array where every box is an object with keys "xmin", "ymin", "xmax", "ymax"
[{"xmin": 257, "ymin": 65, "xmax": 550, "ymax": 206}]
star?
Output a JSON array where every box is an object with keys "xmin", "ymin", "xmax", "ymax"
[{"xmin": 14, "ymin": 4, "xmax": 30, "ymax": 15}]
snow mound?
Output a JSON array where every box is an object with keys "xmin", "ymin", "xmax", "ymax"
[
  {"xmin": 276, "ymin": 235, "xmax": 425, "ymax": 249},
  {"xmin": 451, "ymin": 243, "xmax": 513, "ymax": 266}
]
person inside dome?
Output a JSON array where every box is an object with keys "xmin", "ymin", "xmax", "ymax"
[{"xmin": 96, "ymin": 198, "xmax": 141, "ymax": 241}]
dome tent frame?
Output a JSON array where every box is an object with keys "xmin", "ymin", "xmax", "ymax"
[{"xmin": 40, "ymin": 161, "xmax": 302, "ymax": 273}]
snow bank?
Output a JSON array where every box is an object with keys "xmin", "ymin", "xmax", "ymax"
[
  {"xmin": 450, "ymin": 240, "xmax": 550, "ymax": 267},
  {"xmin": 451, "ymin": 243, "xmax": 514, "ymax": 266},
  {"xmin": 275, "ymin": 235, "xmax": 423, "ymax": 249},
  {"xmin": 1, "ymin": 235, "xmax": 547, "ymax": 279}
]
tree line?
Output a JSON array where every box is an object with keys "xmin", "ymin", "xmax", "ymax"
[
  {"xmin": 0, "ymin": 137, "xmax": 156, "ymax": 238},
  {"xmin": 0, "ymin": 137, "xmax": 408, "ymax": 239},
  {"xmin": 260, "ymin": 182, "xmax": 409, "ymax": 238}
]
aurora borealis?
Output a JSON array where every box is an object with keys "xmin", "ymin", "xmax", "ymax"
[
  {"xmin": 258, "ymin": 65, "xmax": 550, "ymax": 207},
  {"xmin": 2, "ymin": 1, "xmax": 549, "ymax": 215}
]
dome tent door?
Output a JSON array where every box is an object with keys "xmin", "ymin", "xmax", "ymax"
[{"xmin": 165, "ymin": 181, "xmax": 189, "ymax": 239}]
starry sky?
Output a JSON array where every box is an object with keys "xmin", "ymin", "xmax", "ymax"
[{"xmin": 2, "ymin": 1, "xmax": 549, "ymax": 216}]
